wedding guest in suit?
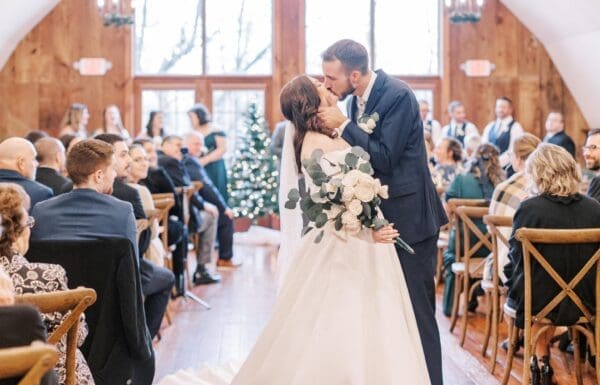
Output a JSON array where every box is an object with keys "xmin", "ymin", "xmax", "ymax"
[
  {"xmin": 584, "ymin": 128, "xmax": 600, "ymax": 202},
  {"xmin": 59, "ymin": 103, "xmax": 89, "ymax": 137},
  {"xmin": 159, "ymin": 136, "xmax": 222, "ymax": 281},
  {"xmin": 183, "ymin": 131, "xmax": 238, "ymax": 270},
  {"xmin": 35, "ymin": 138, "xmax": 72, "ymax": 195},
  {"xmin": 30, "ymin": 139, "xmax": 155, "ymax": 384},
  {"xmin": 482, "ymin": 96, "xmax": 524, "ymax": 169},
  {"xmin": 441, "ymin": 101, "xmax": 479, "ymax": 147},
  {"xmin": 0, "ymin": 138, "xmax": 52, "ymax": 209},
  {"xmin": 419, "ymin": 99, "xmax": 442, "ymax": 145},
  {"xmin": 95, "ymin": 134, "xmax": 175, "ymax": 334},
  {"xmin": 24, "ymin": 130, "xmax": 49, "ymax": 144},
  {"xmin": 188, "ymin": 103, "xmax": 230, "ymax": 201},
  {"xmin": 0, "ymin": 183, "xmax": 93, "ymax": 385},
  {"xmin": 543, "ymin": 111, "xmax": 575, "ymax": 158},
  {"xmin": 317, "ymin": 39, "xmax": 448, "ymax": 385}
]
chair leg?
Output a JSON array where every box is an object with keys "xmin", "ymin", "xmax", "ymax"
[
  {"xmin": 573, "ymin": 328, "xmax": 583, "ymax": 385},
  {"xmin": 481, "ymin": 290, "xmax": 492, "ymax": 356},
  {"xmin": 435, "ymin": 247, "xmax": 444, "ymax": 287},
  {"xmin": 450, "ymin": 274, "xmax": 462, "ymax": 332},
  {"xmin": 501, "ymin": 318, "xmax": 518, "ymax": 385},
  {"xmin": 460, "ymin": 279, "xmax": 474, "ymax": 347},
  {"xmin": 488, "ymin": 290, "xmax": 500, "ymax": 373}
]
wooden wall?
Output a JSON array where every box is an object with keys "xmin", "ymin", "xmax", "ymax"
[
  {"xmin": 0, "ymin": 0, "xmax": 589, "ymax": 151},
  {"xmin": 442, "ymin": 0, "xmax": 588, "ymax": 150},
  {"xmin": 0, "ymin": 0, "xmax": 132, "ymax": 138}
]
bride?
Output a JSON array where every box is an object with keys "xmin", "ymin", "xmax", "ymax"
[{"xmin": 158, "ymin": 75, "xmax": 431, "ymax": 385}]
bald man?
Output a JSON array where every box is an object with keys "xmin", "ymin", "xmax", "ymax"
[
  {"xmin": 35, "ymin": 137, "xmax": 72, "ymax": 195},
  {"xmin": 0, "ymin": 137, "xmax": 52, "ymax": 209}
]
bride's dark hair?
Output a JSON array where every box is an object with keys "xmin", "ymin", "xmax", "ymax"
[{"xmin": 279, "ymin": 75, "xmax": 322, "ymax": 171}]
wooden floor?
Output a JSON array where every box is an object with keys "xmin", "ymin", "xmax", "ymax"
[{"xmin": 154, "ymin": 241, "xmax": 598, "ymax": 385}]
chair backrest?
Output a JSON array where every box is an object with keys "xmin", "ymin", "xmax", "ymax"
[
  {"xmin": 483, "ymin": 215, "xmax": 513, "ymax": 286},
  {"xmin": 516, "ymin": 228, "xmax": 600, "ymax": 326},
  {"xmin": 0, "ymin": 343, "xmax": 58, "ymax": 385},
  {"xmin": 446, "ymin": 199, "xmax": 488, "ymax": 261},
  {"xmin": 25, "ymin": 238, "xmax": 152, "ymax": 385},
  {"xmin": 152, "ymin": 195, "xmax": 175, "ymax": 251},
  {"xmin": 15, "ymin": 288, "xmax": 96, "ymax": 385}
]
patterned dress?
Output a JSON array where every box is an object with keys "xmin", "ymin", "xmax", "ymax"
[{"xmin": 0, "ymin": 254, "xmax": 95, "ymax": 385}]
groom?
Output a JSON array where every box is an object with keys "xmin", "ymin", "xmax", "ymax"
[{"xmin": 318, "ymin": 39, "xmax": 448, "ymax": 385}]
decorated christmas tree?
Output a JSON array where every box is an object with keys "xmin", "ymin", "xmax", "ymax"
[{"xmin": 228, "ymin": 102, "xmax": 279, "ymax": 220}]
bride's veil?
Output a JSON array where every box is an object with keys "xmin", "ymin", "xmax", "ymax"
[{"xmin": 276, "ymin": 121, "xmax": 302, "ymax": 292}]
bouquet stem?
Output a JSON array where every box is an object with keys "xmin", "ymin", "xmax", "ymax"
[{"xmin": 395, "ymin": 237, "xmax": 415, "ymax": 254}]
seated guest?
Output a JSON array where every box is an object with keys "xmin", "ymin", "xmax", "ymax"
[
  {"xmin": 0, "ymin": 267, "xmax": 58, "ymax": 385},
  {"xmin": 431, "ymin": 137, "xmax": 463, "ymax": 190},
  {"xmin": 0, "ymin": 183, "xmax": 93, "ymax": 385},
  {"xmin": 543, "ymin": 111, "xmax": 575, "ymax": 158},
  {"xmin": 485, "ymin": 134, "xmax": 540, "ymax": 284},
  {"xmin": 463, "ymin": 133, "xmax": 481, "ymax": 160},
  {"xmin": 441, "ymin": 101, "xmax": 479, "ymax": 147},
  {"xmin": 183, "ymin": 132, "xmax": 238, "ymax": 270},
  {"xmin": 0, "ymin": 138, "xmax": 52, "ymax": 209},
  {"xmin": 59, "ymin": 103, "xmax": 89, "ymax": 137},
  {"xmin": 442, "ymin": 144, "xmax": 504, "ymax": 316},
  {"xmin": 505, "ymin": 144, "xmax": 600, "ymax": 376},
  {"xmin": 58, "ymin": 134, "xmax": 83, "ymax": 155},
  {"xmin": 35, "ymin": 138, "xmax": 72, "ymax": 195},
  {"xmin": 583, "ymin": 129, "xmax": 600, "ymax": 202},
  {"xmin": 24, "ymin": 130, "xmax": 49, "ymax": 144},
  {"xmin": 159, "ymin": 136, "xmax": 222, "ymax": 282},
  {"xmin": 95, "ymin": 134, "xmax": 175, "ymax": 335}
]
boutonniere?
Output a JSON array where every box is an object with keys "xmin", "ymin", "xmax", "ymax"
[
  {"xmin": 357, "ymin": 112, "xmax": 379, "ymax": 134},
  {"xmin": 456, "ymin": 126, "xmax": 465, "ymax": 137}
]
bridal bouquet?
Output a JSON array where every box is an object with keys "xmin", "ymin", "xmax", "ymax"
[{"xmin": 285, "ymin": 147, "xmax": 414, "ymax": 254}]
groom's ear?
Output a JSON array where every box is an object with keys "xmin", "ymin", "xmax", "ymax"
[{"xmin": 349, "ymin": 70, "xmax": 361, "ymax": 85}]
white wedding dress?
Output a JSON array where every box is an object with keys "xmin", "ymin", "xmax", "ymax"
[{"xmin": 157, "ymin": 149, "xmax": 431, "ymax": 385}]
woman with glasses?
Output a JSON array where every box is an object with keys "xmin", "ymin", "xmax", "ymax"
[{"xmin": 0, "ymin": 183, "xmax": 95, "ymax": 385}]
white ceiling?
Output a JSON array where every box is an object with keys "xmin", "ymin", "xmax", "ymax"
[
  {"xmin": 501, "ymin": 0, "xmax": 600, "ymax": 126},
  {"xmin": 0, "ymin": 1, "xmax": 598, "ymax": 126},
  {"xmin": 0, "ymin": 0, "xmax": 59, "ymax": 71}
]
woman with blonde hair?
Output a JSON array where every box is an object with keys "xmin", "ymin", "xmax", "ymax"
[
  {"xmin": 506, "ymin": 143, "xmax": 600, "ymax": 381},
  {"xmin": 486, "ymin": 133, "xmax": 541, "ymax": 283},
  {"xmin": 59, "ymin": 103, "xmax": 89, "ymax": 137},
  {"xmin": 94, "ymin": 104, "xmax": 130, "ymax": 139}
]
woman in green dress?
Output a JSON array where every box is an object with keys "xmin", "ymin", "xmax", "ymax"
[{"xmin": 188, "ymin": 103, "xmax": 229, "ymax": 202}]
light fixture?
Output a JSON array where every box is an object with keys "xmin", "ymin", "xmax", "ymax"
[
  {"xmin": 445, "ymin": 0, "xmax": 485, "ymax": 24},
  {"xmin": 97, "ymin": 0, "xmax": 135, "ymax": 27}
]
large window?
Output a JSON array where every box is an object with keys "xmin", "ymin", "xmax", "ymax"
[
  {"xmin": 134, "ymin": 0, "xmax": 272, "ymax": 75},
  {"xmin": 212, "ymin": 88, "xmax": 266, "ymax": 165},
  {"xmin": 141, "ymin": 89, "xmax": 196, "ymax": 136},
  {"xmin": 305, "ymin": 0, "xmax": 440, "ymax": 76}
]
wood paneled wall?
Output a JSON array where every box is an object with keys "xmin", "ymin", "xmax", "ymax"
[
  {"xmin": 0, "ymin": 0, "xmax": 132, "ymax": 138},
  {"xmin": 442, "ymin": 0, "xmax": 588, "ymax": 151},
  {"xmin": 0, "ymin": 0, "xmax": 589, "ymax": 151}
]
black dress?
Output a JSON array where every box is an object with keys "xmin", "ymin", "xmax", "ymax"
[{"xmin": 506, "ymin": 193, "xmax": 600, "ymax": 327}]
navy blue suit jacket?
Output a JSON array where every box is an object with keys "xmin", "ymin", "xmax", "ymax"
[
  {"xmin": 183, "ymin": 155, "xmax": 229, "ymax": 213},
  {"xmin": 0, "ymin": 169, "xmax": 53, "ymax": 210},
  {"xmin": 545, "ymin": 131, "xmax": 576, "ymax": 158},
  {"xmin": 30, "ymin": 188, "xmax": 138, "ymax": 257},
  {"xmin": 342, "ymin": 70, "xmax": 448, "ymax": 244}
]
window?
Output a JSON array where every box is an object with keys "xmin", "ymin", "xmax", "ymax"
[
  {"xmin": 211, "ymin": 88, "xmax": 266, "ymax": 164},
  {"xmin": 305, "ymin": 0, "xmax": 440, "ymax": 76},
  {"xmin": 134, "ymin": 0, "xmax": 273, "ymax": 75},
  {"xmin": 141, "ymin": 90, "xmax": 196, "ymax": 136}
]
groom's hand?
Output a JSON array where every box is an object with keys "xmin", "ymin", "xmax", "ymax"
[{"xmin": 318, "ymin": 106, "xmax": 347, "ymax": 137}]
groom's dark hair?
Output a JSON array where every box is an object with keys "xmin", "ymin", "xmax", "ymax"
[{"xmin": 322, "ymin": 39, "xmax": 369, "ymax": 76}]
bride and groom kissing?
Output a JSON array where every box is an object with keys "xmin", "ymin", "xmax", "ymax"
[{"xmin": 159, "ymin": 39, "xmax": 448, "ymax": 385}]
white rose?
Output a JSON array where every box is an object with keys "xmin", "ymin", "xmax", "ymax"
[
  {"xmin": 378, "ymin": 184, "xmax": 389, "ymax": 199},
  {"xmin": 341, "ymin": 170, "xmax": 361, "ymax": 187},
  {"xmin": 341, "ymin": 211, "xmax": 362, "ymax": 235},
  {"xmin": 341, "ymin": 210, "xmax": 357, "ymax": 225},
  {"xmin": 341, "ymin": 186, "xmax": 355, "ymax": 202},
  {"xmin": 366, "ymin": 118, "xmax": 376, "ymax": 130},
  {"xmin": 357, "ymin": 172, "xmax": 375, "ymax": 185},
  {"xmin": 347, "ymin": 199, "xmax": 363, "ymax": 216},
  {"xmin": 354, "ymin": 183, "xmax": 376, "ymax": 202},
  {"xmin": 358, "ymin": 122, "xmax": 374, "ymax": 134},
  {"xmin": 324, "ymin": 182, "xmax": 338, "ymax": 194},
  {"xmin": 327, "ymin": 204, "xmax": 343, "ymax": 220}
]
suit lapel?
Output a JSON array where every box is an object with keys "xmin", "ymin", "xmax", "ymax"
[{"xmin": 363, "ymin": 70, "xmax": 386, "ymax": 116}]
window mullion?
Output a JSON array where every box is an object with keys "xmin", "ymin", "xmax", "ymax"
[
  {"xmin": 201, "ymin": 0, "xmax": 207, "ymax": 75},
  {"xmin": 370, "ymin": 0, "xmax": 375, "ymax": 69}
]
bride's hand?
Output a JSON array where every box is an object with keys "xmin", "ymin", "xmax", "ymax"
[{"xmin": 372, "ymin": 224, "xmax": 399, "ymax": 244}]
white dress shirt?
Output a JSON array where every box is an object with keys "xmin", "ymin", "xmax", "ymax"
[
  {"xmin": 441, "ymin": 120, "xmax": 479, "ymax": 143},
  {"xmin": 482, "ymin": 116, "xmax": 524, "ymax": 167},
  {"xmin": 339, "ymin": 71, "xmax": 377, "ymax": 135}
]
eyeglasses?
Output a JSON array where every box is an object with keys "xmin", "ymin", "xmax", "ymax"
[
  {"xmin": 582, "ymin": 144, "xmax": 600, "ymax": 151},
  {"xmin": 24, "ymin": 216, "xmax": 35, "ymax": 229}
]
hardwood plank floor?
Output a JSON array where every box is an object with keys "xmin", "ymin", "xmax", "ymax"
[{"xmin": 154, "ymin": 241, "xmax": 598, "ymax": 384}]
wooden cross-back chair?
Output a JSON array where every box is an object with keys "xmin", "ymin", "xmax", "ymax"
[
  {"xmin": 151, "ymin": 193, "xmax": 176, "ymax": 269},
  {"xmin": 482, "ymin": 214, "xmax": 513, "ymax": 373},
  {"xmin": 449, "ymin": 205, "xmax": 492, "ymax": 347},
  {"xmin": 502, "ymin": 228, "xmax": 600, "ymax": 385},
  {"xmin": 0, "ymin": 343, "xmax": 59, "ymax": 385},
  {"xmin": 15, "ymin": 287, "xmax": 97, "ymax": 385}
]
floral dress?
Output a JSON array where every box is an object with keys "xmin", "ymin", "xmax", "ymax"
[{"xmin": 0, "ymin": 254, "xmax": 95, "ymax": 385}]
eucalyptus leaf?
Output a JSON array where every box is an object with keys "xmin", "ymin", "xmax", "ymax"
[
  {"xmin": 301, "ymin": 226, "xmax": 314, "ymax": 237},
  {"xmin": 335, "ymin": 216, "xmax": 343, "ymax": 231},
  {"xmin": 287, "ymin": 188, "xmax": 300, "ymax": 202},
  {"xmin": 315, "ymin": 230, "xmax": 325, "ymax": 243},
  {"xmin": 345, "ymin": 153, "xmax": 359, "ymax": 168},
  {"xmin": 371, "ymin": 112, "xmax": 380, "ymax": 121},
  {"xmin": 284, "ymin": 200, "xmax": 297, "ymax": 210},
  {"xmin": 372, "ymin": 217, "xmax": 389, "ymax": 230},
  {"xmin": 315, "ymin": 212, "xmax": 328, "ymax": 228},
  {"xmin": 311, "ymin": 149, "xmax": 324, "ymax": 161},
  {"xmin": 358, "ymin": 162, "xmax": 374, "ymax": 175},
  {"xmin": 362, "ymin": 203, "xmax": 372, "ymax": 218}
]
